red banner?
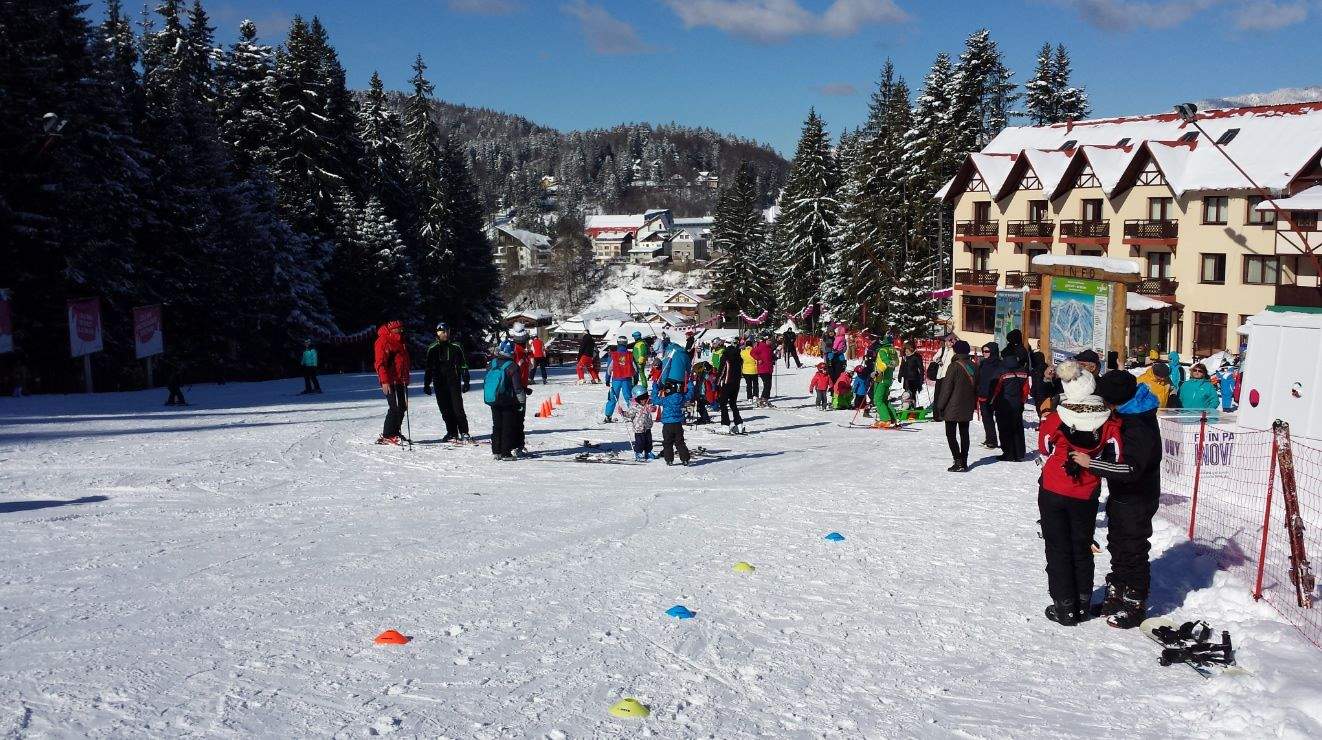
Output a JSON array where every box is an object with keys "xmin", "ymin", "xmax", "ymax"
[
  {"xmin": 133, "ymin": 304, "xmax": 163, "ymax": 359},
  {"xmin": 67, "ymin": 298, "xmax": 103, "ymax": 358}
]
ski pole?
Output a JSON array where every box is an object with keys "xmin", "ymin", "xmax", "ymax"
[{"xmin": 405, "ymin": 397, "xmax": 414, "ymax": 452}]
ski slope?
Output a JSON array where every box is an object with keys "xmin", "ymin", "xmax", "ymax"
[{"xmin": 1, "ymin": 364, "xmax": 1319, "ymax": 738}]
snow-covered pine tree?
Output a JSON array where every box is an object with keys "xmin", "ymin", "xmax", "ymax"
[
  {"xmin": 710, "ymin": 162, "xmax": 773, "ymax": 317},
  {"xmin": 902, "ymin": 52, "xmax": 957, "ymax": 301},
  {"xmin": 307, "ymin": 17, "xmax": 362, "ymax": 198},
  {"xmin": 358, "ymin": 195, "xmax": 422, "ymax": 326},
  {"xmin": 888, "ymin": 253, "xmax": 937, "ymax": 341},
  {"xmin": 215, "ymin": 19, "xmax": 278, "ymax": 177},
  {"xmin": 1052, "ymin": 44, "xmax": 1091, "ymax": 122},
  {"xmin": 435, "ymin": 135, "xmax": 503, "ymax": 338},
  {"xmin": 401, "ymin": 54, "xmax": 459, "ymax": 329},
  {"xmin": 774, "ymin": 109, "xmax": 840, "ymax": 315},
  {"xmin": 1024, "ymin": 42, "xmax": 1057, "ymax": 126},
  {"xmin": 948, "ymin": 29, "xmax": 1019, "ymax": 153},
  {"xmin": 357, "ymin": 71, "xmax": 412, "ymax": 236}
]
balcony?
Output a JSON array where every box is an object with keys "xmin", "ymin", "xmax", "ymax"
[
  {"xmin": 1134, "ymin": 277, "xmax": 1179, "ymax": 297},
  {"xmin": 1006, "ymin": 220, "xmax": 1054, "ymax": 243},
  {"xmin": 1004, "ymin": 270, "xmax": 1042, "ymax": 290},
  {"xmin": 954, "ymin": 268, "xmax": 1000, "ymax": 288},
  {"xmin": 1059, "ymin": 219, "xmax": 1110, "ymax": 245},
  {"xmin": 956, "ymin": 220, "xmax": 999, "ymax": 244},
  {"xmin": 1123, "ymin": 219, "xmax": 1179, "ymax": 246}
]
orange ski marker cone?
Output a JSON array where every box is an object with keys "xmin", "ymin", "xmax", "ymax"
[
  {"xmin": 374, "ymin": 629, "xmax": 411, "ymax": 645},
  {"xmin": 554, "ymin": 393, "xmax": 563, "ymax": 406},
  {"xmin": 544, "ymin": 399, "xmax": 553, "ymax": 417}
]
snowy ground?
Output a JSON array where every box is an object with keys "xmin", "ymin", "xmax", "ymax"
[{"xmin": 1, "ymin": 363, "xmax": 1320, "ymax": 738}]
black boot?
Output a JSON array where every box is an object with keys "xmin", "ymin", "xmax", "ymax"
[
  {"xmin": 1045, "ymin": 599, "xmax": 1079, "ymax": 626},
  {"xmin": 1075, "ymin": 591, "xmax": 1094, "ymax": 623},
  {"xmin": 1106, "ymin": 587, "xmax": 1147, "ymax": 629},
  {"xmin": 1092, "ymin": 575, "xmax": 1124, "ymax": 618}
]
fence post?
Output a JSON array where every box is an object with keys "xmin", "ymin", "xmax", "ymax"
[
  {"xmin": 1253, "ymin": 434, "xmax": 1280, "ymax": 601},
  {"xmin": 1188, "ymin": 411, "xmax": 1208, "ymax": 540}
]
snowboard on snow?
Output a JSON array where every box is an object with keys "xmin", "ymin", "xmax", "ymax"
[{"xmin": 1139, "ymin": 617, "xmax": 1248, "ymax": 679}]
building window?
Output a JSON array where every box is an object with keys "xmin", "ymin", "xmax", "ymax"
[
  {"xmin": 1243, "ymin": 255, "xmax": 1281, "ymax": 285},
  {"xmin": 973, "ymin": 201, "xmax": 992, "ymax": 223},
  {"xmin": 1027, "ymin": 299, "xmax": 1042, "ymax": 340},
  {"xmin": 1147, "ymin": 252, "xmax": 1172, "ymax": 279},
  {"xmin": 971, "ymin": 248, "xmax": 990, "ymax": 271},
  {"xmin": 962, "ymin": 296, "xmax": 996, "ymax": 334},
  {"xmin": 1247, "ymin": 195, "xmax": 1277, "ymax": 225},
  {"xmin": 1028, "ymin": 200, "xmax": 1048, "ymax": 222},
  {"xmin": 1082, "ymin": 199, "xmax": 1103, "ymax": 222},
  {"xmin": 1193, "ymin": 312, "xmax": 1228, "ymax": 356},
  {"xmin": 1148, "ymin": 197, "xmax": 1173, "ymax": 221},
  {"xmin": 1291, "ymin": 210, "xmax": 1319, "ymax": 232},
  {"xmin": 1026, "ymin": 246, "xmax": 1049, "ymax": 266},
  {"xmin": 1200, "ymin": 253, "xmax": 1226, "ymax": 284},
  {"xmin": 1202, "ymin": 196, "xmax": 1229, "ymax": 225}
]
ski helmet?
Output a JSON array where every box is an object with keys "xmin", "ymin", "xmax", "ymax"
[
  {"xmin": 633, "ymin": 385, "xmax": 649, "ymax": 400},
  {"xmin": 632, "ymin": 331, "xmax": 642, "ymax": 340},
  {"xmin": 435, "ymin": 322, "xmax": 449, "ymax": 333}
]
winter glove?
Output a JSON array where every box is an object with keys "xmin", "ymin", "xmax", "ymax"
[{"xmin": 424, "ymin": 385, "xmax": 433, "ymax": 395}]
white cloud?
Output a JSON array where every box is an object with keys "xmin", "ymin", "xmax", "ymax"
[
  {"xmin": 447, "ymin": 0, "xmax": 523, "ymax": 13},
  {"xmin": 816, "ymin": 82, "xmax": 859, "ymax": 96},
  {"xmin": 1230, "ymin": 0, "xmax": 1308, "ymax": 29},
  {"xmin": 1055, "ymin": 0, "xmax": 1220, "ymax": 30},
  {"xmin": 663, "ymin": 0, "xmax": 909, "ymax": 43},
  {"xmin": 561, "ymin": 1, "xmax": 657, "ymax": 55}
]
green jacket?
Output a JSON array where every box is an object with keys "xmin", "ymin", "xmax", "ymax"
[
  {"xmin": 300, "ymin": 348, "xmax": 318, "ymax": 367},
  {"xmin": 1178, "ymin": 378, "xmax": 1220, "ymax": 411},
  {"xmin": 874, "ymin": 345, "xmax": 899, "ymax": 383},
  {"xmin": 424, "ymin": 340, "xmax": 470, "ymax": 389}
]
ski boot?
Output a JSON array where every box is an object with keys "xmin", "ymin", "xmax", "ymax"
[
  {"xmin": 602, "ymin": 416, "xmax": 614, "ymax": 423},
  {"xmin": 460, "ymin": 434, "xmax": 475, "ymax": 443},
  {"xmin": 634, "ymin": 452, "xmax": 644, "ymax": 462},
  {"xmin": 1045, "ymin": 599, "xmax": 1079, "ymax": 627},
  {"xmin": 376, "ymin": 435, "xmax": 402, "ymax": 446},
  {"xmin": 947, "ymin": 457, "xmax": 967, "ymax": 472},
  {"xmin": 440, "ymin": 434, "xmax": 456, "ymax": 443},
  {"xmin": 1075, "ymin": 591, "xmax": 1094, "ymax": 622},
  {"xmin": 1106, "ymin": 587, "xmax": 1147, "ymax": 629},
  {"xmin": 1091, "ymin": 576, "xmax": 1124, "ymax": 618}
]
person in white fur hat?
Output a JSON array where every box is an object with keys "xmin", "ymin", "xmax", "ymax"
[{"xmin": 1035, "ymin": 361, "xmax": 1122, "ymax": 627}]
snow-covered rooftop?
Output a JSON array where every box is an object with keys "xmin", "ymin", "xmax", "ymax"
[
  {"xmin": 1256, "ymin": 184, "xmax": 1322, "ymax": 211},
  {"xmin": 1031, "ymin": 254, "xmax": 1141, "ymax": 274},
  {"xmin": 494, "ymin": 225, "xmax": 551, "ymax": 251},
  {"xmin": 585, "ymin": 214, "xmax": 645, "ymax": 230},
  {"xmin": 942, "ymin": 101, "xmax": 1322, "ymax": 200}
]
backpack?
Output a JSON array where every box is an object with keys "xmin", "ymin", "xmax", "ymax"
[{"xmin": 483, "ymin": 359, "xmax": 512, "ymax": 405}]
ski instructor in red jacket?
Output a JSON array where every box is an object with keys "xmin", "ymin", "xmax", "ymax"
[{"xmin": 374, "ymin": 320, "xmax": 411, "ymax": 445}]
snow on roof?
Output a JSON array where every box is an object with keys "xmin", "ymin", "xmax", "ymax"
[
  {"xmin": 505, "ymin": 308, "xmax": 553, "ymax": 321},
  {"xmin": 577, "ymin": 307, "xmax": 632, "ymax": 322},
  {"xmin": 1032, "ymin": 254, "xmax": 1141, "ymax": 274},
  {"xmin": 628, "ymin": 243, "xmax": 664, "ymax": 254},
  {"xmin": 650, "ymin": 310, "xmax": 693, "ymax": 326},
  {"xmin": 969, "ymin": 102, "xmax": 1322, "ymax": 198},
  {"xmin": 495, "ymin": 225, "xmax": 551, "ymax": 251},
  {"xmin": 673, "ymin": 217, "xmax": 714, "ymax": 226},
  {"xmin": 586, "ymin": 214, "xmax": 645, "ymax": 230},
  {"xmin": 590, "ymin": 229, "xmax": 634, "ymax": 241},
  {"xmin": 1256, "ymin": 184, "xmax": 1322, "ymax": 210},
  {"xmin": 1246, "ymin": 309, "xmax": 1322, "ymax": 329},
  {"xmin": 970, "ymin": 152, "xmax": 1019, "ymax": 194},
  {"xmin": 1127, "ymin": 292, "xmax": 1170, "ymax": 312},
  {"xmin": 699, "ymin": 328, "xmax": 740, "ymax": 343},
  {"xmin": 1020, "ymin": 149, "xmax": 1073, "ymax": 196},
  {"xmin": 1078, "ymin": 145, "xmax": 1134, "ymax": 197}
]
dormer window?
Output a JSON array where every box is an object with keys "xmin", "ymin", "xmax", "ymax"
[
  {"xmin": 1215, "ymin": 128, "xmax": 1240, "ymax": 145},
  {"xmin": 1060, "ymin": 139, "xmax": 1077, "ymax": 150},
  {"xmin": 1178, "ymin": 131, "xmax": 1199, "ymax": 143}
]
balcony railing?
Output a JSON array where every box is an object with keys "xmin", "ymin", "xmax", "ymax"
[
  {"xmin": 1006, "ymin": 220, "xmax": 1054, "ymax": 242},
  {"xmin": 1059, "ymin": 220, "xmax": 1110, "ymax": 243},
  {"xmin": 955, "ymin": 220, "xmax": 999, "ymax": 241},
  {"xmin": 954, "ymin": 268, "xmax": 1000, "ymax": 287},
  {"xmin": 1277, "ymin": 284, "xmax": 1322, "ymax": 308},
  {"xmin": 1004, "ymin": 270, "xmax": 1042, "ymax": 290},
  {"xmin": 1135, "ymin": 277, "xmax": 1179, "ymax": 296},
  {"xmin": 1123, "ymin": 219, "xmax": 1179, "ymax": 244}
]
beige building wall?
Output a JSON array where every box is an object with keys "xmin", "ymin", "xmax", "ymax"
[{"xmin": 949, "ymin": 175, "xmax": 1310, "ymax": 360}]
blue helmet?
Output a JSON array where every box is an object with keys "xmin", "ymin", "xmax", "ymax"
[
  {"xmin": 632, "ymin": 331, "xmax": 642, "ymax": 339},
  {"xmin": 633, "ymin": 385, "xmax": 649, "ymax": 400}
]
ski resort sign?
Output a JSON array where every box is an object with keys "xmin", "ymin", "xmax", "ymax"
[
  {"xmin": 133, "ymin": 305, "xmax": 164, "ymax": 359},
  {"xmin": 1031, "ymin": 256, "xmax": 1139, "ymax": 363},
  {"xmin": 67, "ymin": 298, "xmax": 103, "ymax": 358}
]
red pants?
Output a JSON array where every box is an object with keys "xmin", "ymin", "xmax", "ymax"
[{"xmin": 576, "ymin": 355, "xmax": 600, "ymax": 382}]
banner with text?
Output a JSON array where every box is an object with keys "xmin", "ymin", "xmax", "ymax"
[
  {"xmin": 133, "ymin": 304, "xmax": 164, "ymax": 359},
  {"xmin": 68, "ymin": 298, "xmax": 103, "ymax": 358},
  {"xmin": 994, "ymin": 290, "xmax": 1024, "ymax": 347},
  {"xmin": 0, "ymin": 289, "xmax": 12, "ymax": 354},
  {"xmin": 1048, "ymin": 277, "xmax": 1109, "ymax": 361}
]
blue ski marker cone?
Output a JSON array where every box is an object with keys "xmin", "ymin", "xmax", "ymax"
[
  {"xmin": 665, "ymin": 605, "xmax": 696, "ymax": 619},
  {"xmin": 824, "ymin": 532, "xmax": 846, "ymax": 542}
]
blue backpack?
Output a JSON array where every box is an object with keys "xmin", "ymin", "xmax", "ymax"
[{"xmin": 483, "ymin": 359, "xmax": 512, "ymax": 405}]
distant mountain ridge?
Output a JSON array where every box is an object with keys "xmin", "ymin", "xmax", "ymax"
[{"xmin": 1197, "ymin": 85, "xmax": 1322, "ymax": 110}]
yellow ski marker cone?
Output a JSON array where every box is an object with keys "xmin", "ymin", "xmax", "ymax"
[
  {"xmin": 732, "ymin": 561, "xmax": 756, "ymax": 573},
  {"xmin": 608, "ymin": 698, "xmax": 650, "ymax": 719}
]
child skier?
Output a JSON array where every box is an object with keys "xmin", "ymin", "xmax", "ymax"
[
  {"xmin": 851, "ymin": 365, "xmax": 871, "ymax": 416},
  {"xmin": 655, "ymin": 380, "xmax": 695, "ymax": 465},
  {"xmin": 832, "ymin": 367, "xmax": 854, "ymax": 410},
  {"xmin": 690, "ymin": 361, "xmax": 716, "ymax": 425},
  {"xmin": 619, "ymin": 386, "xmax": 655, "ymax": 461},
  {"xmin": 809, "ymin": 362, "xmax": 832, "ymax": 410},
  {"xmin": 1037, "ymin": 361, "xmax": 1121, "ymax": 626}
]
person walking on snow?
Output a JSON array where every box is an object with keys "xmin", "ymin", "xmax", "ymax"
[
  {"xmin": 1036, "ymin": 361, "xmax": 1122, "ymax": 626},
  {"xmin": 619, "ymin": 386, "xmax": 655, "ymax": 461},
  {"xmin": 483, "ymin": 346, "xmax": 525, "ymax": 460},
  {"xmin": 871, "ymin": 336, "xmax": 900, "ymax": 426},
  {"xmin": 975, "ymin": 342, "xmax": 1003, "ymax": 449},
  {"xmin": 603, "ymin": 336, "xmax": 636, "ymax": 422},
  {"xmin": 576, "ymin": 332, "xmax": 600, "ymax": 384},
  {"xmin": 781, "ymin": 327, "xmax": 802, "ymax": 368},
  {"xmin": 373, "ymin": 320, "xmax": 411, "ymax": 445},
  {"xmin": 899, "ymin": 342, "xmax": 924, "ymax": 410},
  {"xmin": 423, "ymin": 322, "xmax": 472, "ymax": 442},
  {"xmin": 655, "ymin": 380, "xmax": 696, "ymax": 465},
  {"xmin": 991, "ymin": 354, "xmax": 1031, "ymax": 461},
  {"xmin": 752, "ymin": 334, "xmax": 775, "ymax": 407},
  {"xmin": 530, "ymin": 334, "xmax": 549, "ymax": 385},
  {"xmin": 714, "ymin": 338, "xmax": 745, "ymax": 432},
  {"xmin": 1071, "ymin": 371, "xmax": 1163, "ymax": 629},
  {"xmin": 509, "ymin": 326, "xmax": 535, "ymax": 455},
  {"xmin": 934, "ymin": 340, "xmax": 976, "ymax": 472},
  {"xmin": 809, "ymin": 362, "xmax": 832, "ymax": 410},
  {"xmin": 299, "ymin": 341, "xmax": 322, "ymax": 394},
  {"xmin": 630, "ymin": 331, "xmax": 648, "ymax": 385},
  {"xmin": 740, "ymin": 339, "xmax": 759, "ymax": 401}
]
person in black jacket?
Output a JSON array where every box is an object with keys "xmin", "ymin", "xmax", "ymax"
[
  {"xmin": 934, "ymin": 341, "xmax": 977, "ymax": 472},
  {"xmin": 423, "ymin": 322, "xmax": 472, "ymax": 442},
  {"xmin": 1071, "ymin": 370, "xmax": 1163, "ymax": 629},
  {"xmin": 991, "ymin": 354, "xmax": 1030, "ymax": 461},
  {"xmin": 899, "ymin": 342, "xmax": 925, "ymax": 409},
  {"xmin": 974, "ymin": 342, "xmax": 1002, "ymax": 449},
  {"xmin": 1002, "ymin": 328, "xmax": 1033, "ymax": 376},
  {"xmin": 781, "ymin": 328, "xmax": 802, "ymax": 368},
  {"xmin": 714, "ymin": 338, "xmax": 744, "ymax": 431},
  {"xmin": 576, "ymin": 333, "xmax": 600, "ymax": 384}
]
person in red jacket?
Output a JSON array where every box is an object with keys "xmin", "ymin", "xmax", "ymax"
[
  {"xmin": 530, "ymin": 335, "xmax": 549, "ymax": 385},
  {"xmin": 808, "ymin": 361, "xmax": 832, "ymax": 410},
  {"xmin": 373, "ymin": 320, "xmax": 411, "ymax": 445},
  {"xmin": 1037, "ymin": 360, "xmax": 1121, "ymax": 626},
  {"xmin": 751, "ymin": 334, "xmax": 775, "ymax": 407}
]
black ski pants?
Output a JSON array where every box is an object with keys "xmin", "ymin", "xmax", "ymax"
[
  {"xmin": 383, "ymin": 384, "xmax": 407, "ymax": 438},
  {"xmin": 1038, "ymin": 488, "xmax": 1100, "ymax": 602},
  {"xmin": 743, "ymin": 374, "xmax": 759, "ymax": 400},
  {"xmin": 718, "ymin": 386, "xmax": 743, "ymax": 426},
  {"xmin": 694, "ymin": 394, "xmax": 711, "ymax": 423},
  {"xmin": 661, "ymin": 422, "xmax": 690, "ymax": 464},
  {"xmin": 783, "ymin": 344, "xmax": 801, "ymax": 368},
  {"xmin": 490, "ymin": 403, "xmax": 518, "ymax": 457},
  {"xmin": 994, "ymin": 401, "xmax": 1026, "ymax": 460},
  {"xmin": 945, "ymin": 420, "xmax": 969, "ymax": 461},
  {"xmin": 534, "ymin": 357, "xmax": 549, "ymax": 384},
  {"xmin": 434, "ymin": 382, "xmax": 469, "ymax": 438},
  {"xmin": 903, "ymin": 380, "xmax": 922, "ymax": 407},
  {"xmin": 1105, "ymin": 493, "xmax": 1161, "ymax": 598},
  {"xmin": 979, "ymin": 400, "xmax": 999, "ymax": 446},
  {"xmin": 758, "ymin": 372, "xmax": 772, "ymax": 401},
  {"xmin": 166, "ymin": 383, "xmax": 186, "ymax": 405},
  {"xmin": 302, "ymin": 367, "xmax": 321, "ymax": 393}
]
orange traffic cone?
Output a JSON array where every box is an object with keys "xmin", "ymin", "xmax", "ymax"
[
  {"xmin": 553, "ymin": 393, "xmax": 563, "ymax": 406},
  {"xmin": 374, "ymin": 629, "xmax": 411, "ymax": 645}
]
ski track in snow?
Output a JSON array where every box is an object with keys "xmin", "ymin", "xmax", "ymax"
[{"xmin": 0, "ymin": 365, "xmax": 1319, "ymax": 738}]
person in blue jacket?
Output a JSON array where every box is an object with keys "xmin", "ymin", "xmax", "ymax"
[
  {"xmin": 850, "ymin": 364, "xmax": 871, "ymax": 414},
  {"xmin": 655, "ymin": 380, "xmax": 696, "ymax": 465},
  {"xmin": 660, "ymin": 334, "xmax": 692, "ymax": 387},
  {"xmin": 1215, "ymin": 364, "xmax": 1237, "ymax": 411}
]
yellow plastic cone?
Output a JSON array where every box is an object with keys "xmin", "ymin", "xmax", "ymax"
[
  {"xmin": 608, "ymin": 698, "xmax": 650, "ymax": 719},
  {"xmin": 732, "ymin": 561, "xmax": 756, "ymax": 573}
]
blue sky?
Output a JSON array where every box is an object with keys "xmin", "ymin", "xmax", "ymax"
[{"xmin": 120, "ymin": 0, "xmax": 1319, "ymax": 154}]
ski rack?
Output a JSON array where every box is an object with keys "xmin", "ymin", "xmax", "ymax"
[{"xmin": 1272, "ymin": 420, "xmax": 1317, "ymax": 609}]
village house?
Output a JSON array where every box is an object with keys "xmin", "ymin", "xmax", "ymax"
[
  {"xmin": 585, "ymin": 209, "xmax": 675, "ymax": 264},
  {"xmin": 937, "ymin": 101, "xmax": 1322, "ymax": 360},
  {"xmin": 490, "ymin": 225, "xmax": 552, "ymax": 273}
]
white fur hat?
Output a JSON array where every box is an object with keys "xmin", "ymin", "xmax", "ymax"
[{"xmin": 1055, "ymin": 361, "xmax": 1111, "ymax": 432}]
